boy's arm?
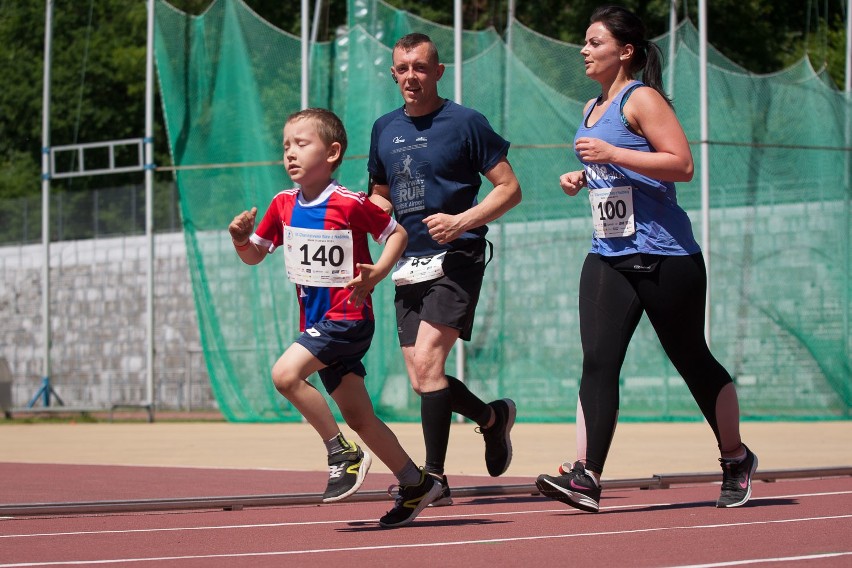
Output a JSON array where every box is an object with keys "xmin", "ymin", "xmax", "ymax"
[
  {"xmin": 228, "ymin": 207, "xmax": 267, "ymax": 265},
  {"xmin": 368, "ymin": 183, "xmax": 394, "ymax": 216},
  {"xmin": 345, "ymin": 223, "xmax": 407, "ymax": 308}
]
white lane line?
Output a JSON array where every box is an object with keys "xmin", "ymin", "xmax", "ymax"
[
  {"xmin": 0, "ymin": 491, "xmax": 852, "ymax": 539},
  {"xmin": 4, "ymin": 507, "xmax": 579, "ymax": 539},
  {"xmin": 1, "ymin": 489, "xmax": 851, "ymax": 540},
  {"xmin": 663, "ymin": 551, "xmax": 852, "ymax": 567},
  {"xmin": 0, "ymin": 515, "xmax": 850, "ymax": 567}
]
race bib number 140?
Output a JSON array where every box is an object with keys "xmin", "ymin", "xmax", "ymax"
[
  {"xmin": 589, "ymin": 185, "xmax": 636, "ymax": 238},
  {"xmin": 283, "ymin": 226, "xmax": 353, "ymax": 287}
]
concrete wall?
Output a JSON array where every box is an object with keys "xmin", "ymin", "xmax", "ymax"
[{"xmin": 0, "ymin": 233, "xmax": 214, "ymax": 411}]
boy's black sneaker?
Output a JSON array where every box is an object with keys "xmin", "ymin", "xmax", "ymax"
[
  {"xmin": 535, "ymin": 460, "xmax": 601, "ymax": 513},
  {"xmin": 716, "ymin": 445, "xmax": 758, "ymax": 508},
  {"xmin": 322, "ymin": 442, "xmax": 372, "ymax": 503},
  {"xmin": 427, "ymin": 473, "xmax": 453, "ymax": 507},
  {"xmin": 477, "ymin": 398, "xmax": 516, "ymax": 476},
  {"xmin": 379, "ymin": 469, "xmax": 443, "ymax": 528}
]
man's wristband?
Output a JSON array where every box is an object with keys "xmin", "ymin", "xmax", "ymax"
[{"xmin": 233, "ymin": 239, "xmax": 251, "ymax": 251}]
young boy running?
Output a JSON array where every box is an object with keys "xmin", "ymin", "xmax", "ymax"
[{"xmin": 228, "ymin": 108, "xmax": 441, "ymax": 528}]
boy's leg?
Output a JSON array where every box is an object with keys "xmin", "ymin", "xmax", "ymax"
[
  {"xmin": 271, "ymin": 342, "xmax": 339, "ymax": 440},
  {"xmin": 332, "ymin": 373, "xmax": 441, "ymax": 528},
  {"xmin": 271, "ymin": 343, "xmax": 369, "ymax": 502},
  {"xmin": 331, "ymin": 373, "xmax": 411, "ymax": 475}
]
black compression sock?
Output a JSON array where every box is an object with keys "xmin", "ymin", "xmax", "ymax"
[
  {"xmin": 446, "ymin": 375, "xmax": 491, "ymax": 425},
  {"xmin": 420, "ymin": 387, "xmax": 453, "ymax": 475}
]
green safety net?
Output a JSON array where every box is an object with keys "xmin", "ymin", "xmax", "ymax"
[{"xmin": 155, "ymin": 0, "xmax": 851, "ymax": 422}]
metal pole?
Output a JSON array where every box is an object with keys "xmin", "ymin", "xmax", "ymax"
[
  {"xmin": 454, "ymin": 0, "xmax": 462, "ymax": 103},
  {"xmin": 310, "ymin": 0, "xmax": 321, "ymax": 47},
  {"xmin": 698, "ymin": 0, "xmax": 711, "ymax": 344},
  {"xmin": 504, "ymin": 0, "xmax": 514, "ymax": 130},
  {"xmin": 506, "ymin": 0, "xmax": 515, "ymax": 46},
  {"xmin": 845, "ymin": 0, "xmax": 852, "ymax": 412},
  {"xmin": 301, "ymin": 0, "xmax": 309, "ymax": 109},
  {"xmin": 453, "ymin": 0, "xmax": 464, "ymax": 411},
  {"xmin": 846, "ymin": 0, "xmax": 852, "ymax": 93},
  {"xmin": 41, "ymin": 0, "xmax": 54, "ymax": 394},
  {"xmin": 144, "ymin": 0, "xmax": 156, "ymax": 421},
  {"xmin": 308, "ymin": 0, "xmax": 322, "ymax": 106},
  {"xmin": 499, "ymin": 0, "xmax": 515, "ymax": 401},
  {"xmin": 668, "ymin": 0, "xmax": 677, "ymax": 97}
]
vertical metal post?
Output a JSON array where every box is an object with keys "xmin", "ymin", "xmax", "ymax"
[
  {"xmin": 308, "ymin": 0, "xmax": 322, "ymax": 100},
  {"xmin": 500, "ymin": 0, "xmax": 515, "ymax": 401},
  {"xmin": 846, "ymin": 0, "xmax": 852, "ymax": 93},
  {"xmin": 453, "ymin": 0, "xmax": 464, "ymax": 416},
  {"xmin": 41, "ymin": 0, "xmax": 54, "ymax": 394},
  {"xmin": 453, "ymin": 0, "xmax": 462, "ymax": 103},
  {"xmin": 698, "ymin": 0, "xmax": 711, "ymax": 345},
  {"xmin": 667, "ymin": 0, "xmax": 677, "ymax": 96},
  {"xmin": 310, "ymin": 0, "xmax": 322, "ymax": 47},
  {"xmin": 844, "ymin": 0, "xmax": 852, "ymax": 413},
  {"xmin": 144, "ymin": 0, "xmax": 156, "ymax": 421},
  {"xmin": 301, "ymin": 0, "xmax": 309, "ymax": 109},
  {"xmin": 299, "ymin": 0, "xmax": 310, "ymax": 426},
  {"xmin": 503, "ymin": 0, "xmax": 514, "ymax": 131}
]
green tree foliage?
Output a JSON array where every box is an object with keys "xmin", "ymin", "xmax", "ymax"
[
  {"xmin": 386, "ymin": 0, "xmax": 841, "ymax": 78},
  {"xmin": 1, "ymin": 3, "xmax": 49, "ymax": 199},
  {"xmin": 0, "ymin": 0, "xmax": 847, "ymax": 201},
  {"xmin": 0, "ymin": 1, "xmax": 158, "ymax": 196}
]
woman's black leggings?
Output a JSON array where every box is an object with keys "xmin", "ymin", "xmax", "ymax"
[{"xmin": 577, "ymin": 252, "xmax": 733, "ymax": 475}]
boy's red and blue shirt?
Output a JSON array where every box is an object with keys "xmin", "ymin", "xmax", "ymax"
[{"xmin": 250, "ymin": 181, "xmax": 397, "ymax": 330}]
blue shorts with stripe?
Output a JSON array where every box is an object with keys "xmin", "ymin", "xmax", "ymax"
[{"xmin": 295, "ymin": 319, "xmax": 374, "ymax": 394}]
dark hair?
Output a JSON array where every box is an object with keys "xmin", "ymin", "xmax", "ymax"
[
  {"xmin": 590, "ymin": 5, "xmax": 671, "ymax": 105},
  {"xmin": 393, "ymin": 33, "xmax": 440, "ymax": 64},
  {"xmin": 286, "ymin": 108, "xmax": 347, "ymax": 171}
]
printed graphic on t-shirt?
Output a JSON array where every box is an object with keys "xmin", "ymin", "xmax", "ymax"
[
  {"xmin": 586, "ymin": 163, "xmax": 628, "ymax": 185},
  {"xmin": 391, "ymin": 152, "xmax": 427, "ymax": 215}
]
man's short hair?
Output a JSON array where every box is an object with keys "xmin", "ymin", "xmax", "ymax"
[{"xmin": 393, "ymin": 33, "xmax": 440, "ymax": 64}]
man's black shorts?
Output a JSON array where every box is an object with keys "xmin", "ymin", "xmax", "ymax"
[{"xmin": 394, "ymin": 239, "xmax": 489, "ymax": 345}]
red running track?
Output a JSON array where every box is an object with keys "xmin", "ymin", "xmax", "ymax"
[{"xmin": 1, "ymin": 463, "xmax": 850, "ymax": 567}]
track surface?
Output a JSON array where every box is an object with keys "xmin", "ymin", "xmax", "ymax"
[{"xmin": 1, "ymin": 463, "xmax": 850, "ymax": 567}]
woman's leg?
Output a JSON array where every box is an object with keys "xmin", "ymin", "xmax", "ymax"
[
  {"xmin": 576, "ymin": 254, "xmax": 644, "ymax": 475},
  {"xmin": 638, "ymin": 253, "xmax": 742, "ymax": 454}
]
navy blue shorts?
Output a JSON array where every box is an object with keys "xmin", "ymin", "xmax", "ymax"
[{"xmin": 295, "ymin": 319, "xmax": 374, "ymax": 394}]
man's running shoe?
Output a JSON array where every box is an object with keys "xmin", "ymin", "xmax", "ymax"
[
  {"xmin": 379, "ymin": 469, "xmax": 442, "ymax": 528},
  {"xmin": 716, "ymin": 445, "xmax": 758, "ymax": 508},
  {"xmin": 322, "ymin": 442, "xmax": 372, "ymax": 503},
  {"xmin": 427, "ymin": 473, "xmax": 453, "ymax": 507},
  {"xmin": 477, "ymin": 398, "xmax": 517, "ymax": 477},
  {"xmin": 535, "ymin": 460, "xmax": 601, "ymax": 513}
]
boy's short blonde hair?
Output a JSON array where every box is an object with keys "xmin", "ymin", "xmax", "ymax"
[{"xmin": 286, "ymin": 108, "xmax": 348, "ymax": 171}]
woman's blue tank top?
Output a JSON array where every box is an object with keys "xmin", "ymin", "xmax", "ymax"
[{"xmin": 576, "ymin": 81, "xmax": 700, "ymax": 257}]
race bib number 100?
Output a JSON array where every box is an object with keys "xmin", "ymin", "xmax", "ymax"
[
  {"xmin": 589, "ymin": 185, "xmax": 636, "ymax": 238},
  {"xmin": 283, "ymin": 226, "xmax": 353, "ymax": 287}
]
